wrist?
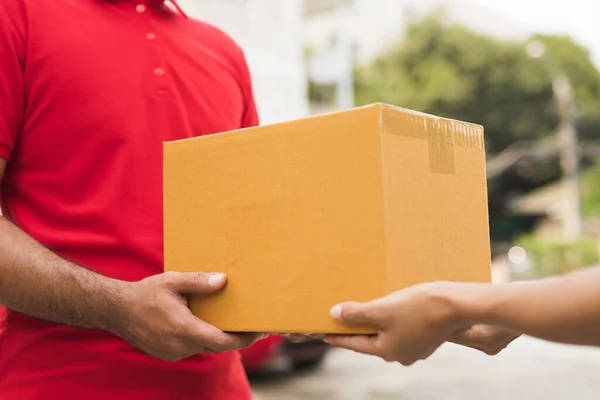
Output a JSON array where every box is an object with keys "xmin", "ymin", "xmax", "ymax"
[
  {"xmin": 85, "ymin": 276, "xmax": 133, "ymax": 333},
  {"xmin": 423, "ymin": 282, "xmax": 478, "ymax": 331},
  {"xmin": 446, "ymin": 281, "xmax": 535, "ymax": 328},
  {"xmin": 436, "ymin": 281, "xmax": 497, "ymax": 328}
]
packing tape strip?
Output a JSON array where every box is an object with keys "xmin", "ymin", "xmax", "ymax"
[{"xmin": 379, "ymin": 104, "xmax": 484, "ymax": 174}]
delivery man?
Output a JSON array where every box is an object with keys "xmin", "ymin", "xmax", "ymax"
[
  {"xmin": 325, "ymin": 267, "xmax": 600, "ymax": 366},
  {"xmin": 0, "ymin": 0, "xmax": 263, "ymax": 398}
]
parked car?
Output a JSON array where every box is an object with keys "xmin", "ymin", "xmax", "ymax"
[{"xmin": 239, "ymin": 334, "xmax": 331, "ymax": 375}]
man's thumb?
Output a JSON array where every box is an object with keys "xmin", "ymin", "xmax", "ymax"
[{"xmin": 164, "ymin": 272, "xmax": 227, "ymax": 294}]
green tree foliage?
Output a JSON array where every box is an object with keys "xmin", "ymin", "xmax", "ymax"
[
  {"xmin": 517, "ymin": 234, "xmax": 598, "ymax": 276},
  {"xmin": 582, "ymin": 162, "xmax": 600, "ymax": 218},
  {"xmin": 354, "ymin": 13, "xmax": 600, "ymax": 155}
]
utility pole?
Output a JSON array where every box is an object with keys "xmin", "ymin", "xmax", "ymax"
[
  {"xmin": 526, "ymin": 41, "xmax": 582, "ymax": 240},
  {"xmin": 553, "ymin": 72, "xmax": 582, "ymax": 240},
  {"xmin": 334, "ymin": 0, "xmax": 354, "ymax": 110}
]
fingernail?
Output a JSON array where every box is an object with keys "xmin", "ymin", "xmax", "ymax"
[
  {"xmin": 208, "ymin": 273, "xmax": 225, "ymax": 286},
  {"xmin": 330, "ymin": 305, "xmax": 343, "ymax": 320}
]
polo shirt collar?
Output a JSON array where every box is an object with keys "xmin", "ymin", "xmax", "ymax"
[
  {"xmin": 117, "ymin": 0, "xmax": 188, "ymax": 17},
  {"xmin": 121, "ymin": 0, "xmax": 164, "ymax": 5}
]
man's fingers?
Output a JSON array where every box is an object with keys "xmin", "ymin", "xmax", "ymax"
[
  {"xmin": 330, "ymin": 301, "xmax": 384, "ymax": 326},
  {"xmin": 323, "ymin": 335, "xmax": 380, "ymax": 356},
  {"xmin": 162, "ymin": 271, "xmax": 227, "ymax": 294},
  {"xmin": 183, "ymin": 318, "xmax": 261, "ymax": 352},
  {"xmin": 229, "ymin": 332, "xmax": 267, "ymax": 347},
  {"xmin": 282, "ymin": 333, "xmax": 324, "ymax": 343}
]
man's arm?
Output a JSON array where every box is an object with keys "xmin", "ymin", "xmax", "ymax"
[
  {"xmin": 324, "ymin": 266, "xmax": 600, "ymax": 365},
  {"xmin": 0, "ymin": 158, "xmax": 261, "ymax": 361},
  {"xmin": 0, "ymin": 8, "xmax": 128, "ymax": 332},
  {"xmin": 0, "ymin": 158, "xmax": 128, "ymax": 330}
]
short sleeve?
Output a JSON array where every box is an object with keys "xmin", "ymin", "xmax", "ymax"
[
  {"xmin": 0, "ymin": 3, "xmax": 26, "ymax": 162},
  {"xmin": 237, "ymin": 52, "xmax": 259, "ymax": 129}
]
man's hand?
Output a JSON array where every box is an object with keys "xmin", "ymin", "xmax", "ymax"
[
  {"xmin": 323, "ymin": 282, "xmax": 519, "ymax": 365},
  {"xmin": 112, "ymin": 272, "xmax": 264, "ymax": 362},
  {"xmin": 278, "ymin": 333, "xmax": 324, "ymax": 343},
  {"xmin": 0, "ymin": 187, "xmax": 262, "ymax": 363}
]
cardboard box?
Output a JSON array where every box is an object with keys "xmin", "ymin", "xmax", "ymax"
[{"xmin": 164, "ymin": 103, "xmax": 491, "ymax": 334}]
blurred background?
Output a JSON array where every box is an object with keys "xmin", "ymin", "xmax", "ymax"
[{"xmin": 178, "ymin": 0, "xmax": 600, "ymax": 398}]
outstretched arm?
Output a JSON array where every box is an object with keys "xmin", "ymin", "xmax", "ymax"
[{"xmin": 324, "ymin": 266, "xmax": 600, "ymax": 365}]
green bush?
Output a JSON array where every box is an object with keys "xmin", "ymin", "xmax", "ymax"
[
  {"xmin": 517, "ymin": 234, "xmax": 599, "ymax": 277},
  {"xmin": 582, "ymin": 162, "xmax": 600, "ymax": 218}
]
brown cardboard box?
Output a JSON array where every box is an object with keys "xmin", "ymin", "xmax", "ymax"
[{"xmin": 163, "ymin": 103, "xmax": 491, "ymax": 334}]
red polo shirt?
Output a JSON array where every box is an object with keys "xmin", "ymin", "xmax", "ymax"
[{"xmin": 0, "ymin": 0, "xmax": 258, "ymax": 398}]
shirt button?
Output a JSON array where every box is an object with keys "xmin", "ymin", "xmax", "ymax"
[
  {"xmin": 136, "ymin": 4, "xmax": 146, "ymax": 13},
  {"xmin": 146, "ymin": 33, "xmax": 156, "ymax": 40},
  {"xmin": 154, "ymin": 68, "xmax": 165, "ymax": 77}
]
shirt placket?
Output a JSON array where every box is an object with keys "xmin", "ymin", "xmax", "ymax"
[{"xmin": 134, "ymin": 3, "xmax": 170, "ymax": 95}]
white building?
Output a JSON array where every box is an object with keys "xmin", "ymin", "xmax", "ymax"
[
  {"xmin": 179, "ymin": 0, "xmax": 532, "ymax": 121},
  {"xmin": 179, "ymin": 0, "xmax": 309, "ymax": 124},
  {"xmin": 304, "ymin": 0, "xmax": 529, "ymax": 112},
  {"xmin": 305, "ymin": 0, "xmax": 527, "ymax": 64}
]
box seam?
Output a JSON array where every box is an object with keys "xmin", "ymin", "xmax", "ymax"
[{"xmin": 376, "ymin": 104, "xmax": 391, "ymax": 294}]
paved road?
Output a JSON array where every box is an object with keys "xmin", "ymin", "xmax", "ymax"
[{"xmin": 251, "ymin": 336, "xmax": 600, "ymax": 400}]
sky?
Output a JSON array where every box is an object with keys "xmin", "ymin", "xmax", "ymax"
[{"xmin": 466, "ymin": 0, "xmax": 600, "ymax": 68}]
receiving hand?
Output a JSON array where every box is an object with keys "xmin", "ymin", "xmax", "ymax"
[
  {"xmin": 323, "ymin": 282, "xmax": 519, "ymax": 365},
  {"xmin": 449, "ymin": 324, "xmax": 520, "ymax": 356}
]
